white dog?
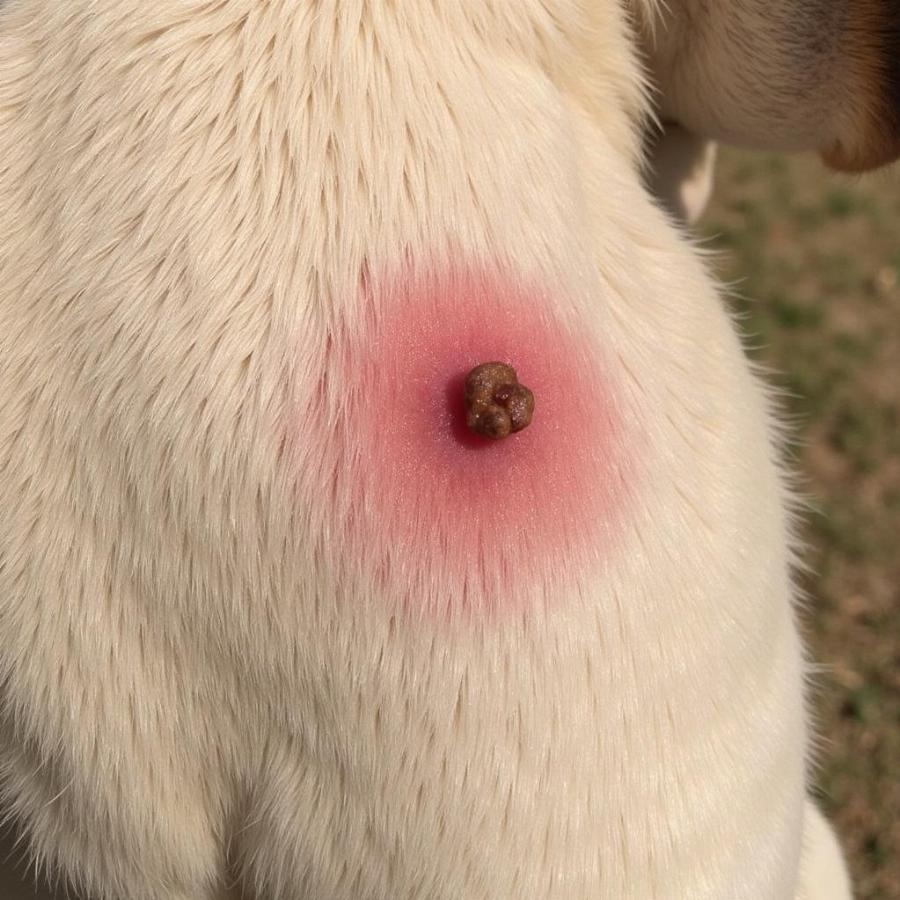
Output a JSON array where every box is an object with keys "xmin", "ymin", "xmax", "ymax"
[{"xmin": 0, "ymin": 2, "xmax": 896, "ymax": 898}]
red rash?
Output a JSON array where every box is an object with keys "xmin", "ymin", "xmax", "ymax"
[{"xmin": 338, "ymin": 264, "xmax": 626, "ymax": 617}]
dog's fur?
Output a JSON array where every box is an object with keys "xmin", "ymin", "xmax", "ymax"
[
  {"xmin": 0, "ymin": 2, "xmax": 896, "ymax": 898},
  {"xmin": 634, "ymin": 0, "xmax": 900, "ymax": 171}
]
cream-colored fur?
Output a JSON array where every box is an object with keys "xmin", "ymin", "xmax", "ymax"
[{"xmin": 0, "ymin": 1, "xmax": 886, "ymax": 898}]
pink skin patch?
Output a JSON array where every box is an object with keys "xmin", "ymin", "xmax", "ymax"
[{"xmin": 325, "ymin": 264, "xmax": 626, "ymax": 618}]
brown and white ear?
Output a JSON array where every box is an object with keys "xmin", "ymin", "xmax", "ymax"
[{"xmin": 633, "ymin": 0, "xmax": 900, "ymax": 172}]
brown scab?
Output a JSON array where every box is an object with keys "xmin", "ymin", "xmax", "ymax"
[{"xmin": 463, "ymin": 362, "xmax": 535, "ymax": 440}]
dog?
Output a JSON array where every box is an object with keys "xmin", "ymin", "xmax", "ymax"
[{"xmin": 0, "ymin": 2, "xmax": 897, "ymax": 898}]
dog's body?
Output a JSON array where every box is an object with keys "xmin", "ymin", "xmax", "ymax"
[{"xmin": 0, "ymin": 2, "xmax": 895, "ymax": 898}]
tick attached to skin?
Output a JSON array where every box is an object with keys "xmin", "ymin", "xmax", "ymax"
[{"xmin": 464, "ymin": 362, "xmax": 535, "ymax": 439}]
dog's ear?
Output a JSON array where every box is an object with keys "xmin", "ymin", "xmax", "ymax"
[{"xmin": 634, "ymin": 0, "xmax": 900, "ymax": 172}]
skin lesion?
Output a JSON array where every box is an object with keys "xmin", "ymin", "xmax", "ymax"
[
  {"xmin": 329, "ymin": 263, "xmax": 628, "ymax": 616},
  {"xmin": 463, "ymin": 362, "xmax": 535, "ymax": 440}
]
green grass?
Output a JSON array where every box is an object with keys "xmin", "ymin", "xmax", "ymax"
[{"xmin": 703, "ymin": 149, "xmax": 900, "ymax": 900}]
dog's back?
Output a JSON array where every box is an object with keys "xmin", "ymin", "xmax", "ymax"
[{"xmin": 1, "ymin": 2, "xmax": 896, "ymax": 898}]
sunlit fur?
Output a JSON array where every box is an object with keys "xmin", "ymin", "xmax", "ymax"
[{"xmin": 0, "ymin": 1, "xmax": 854, "ymax": 898}]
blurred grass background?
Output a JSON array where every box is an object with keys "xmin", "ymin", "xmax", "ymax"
[{"xmin": 701, "ymin": 149, "xmax": 900, "ymax": 900}]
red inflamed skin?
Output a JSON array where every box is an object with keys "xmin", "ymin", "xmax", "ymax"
[{"xmin": 306, "ymin": 263, "xmax": 630, "ymax": 620}]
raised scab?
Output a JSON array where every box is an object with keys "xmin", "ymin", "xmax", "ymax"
[{"xmin": 464, "ymin": 362, "xmax": 535, "ymax": 440}]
